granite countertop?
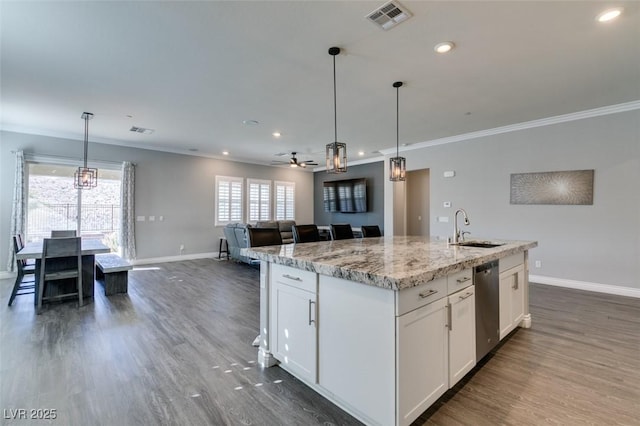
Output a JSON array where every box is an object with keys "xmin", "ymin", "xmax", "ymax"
[{"xmin": 243, "ymin": 236, "xmax": 538, "ymax": 290}]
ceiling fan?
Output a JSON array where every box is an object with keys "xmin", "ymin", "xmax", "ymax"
[{"xmin": 272, "ymin": 152, "xmax": 318, "ymax": 168}]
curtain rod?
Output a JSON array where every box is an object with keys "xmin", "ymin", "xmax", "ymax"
[{"xmin": 11, "ymin": 150, "xmax": 136, "ymax": 166}]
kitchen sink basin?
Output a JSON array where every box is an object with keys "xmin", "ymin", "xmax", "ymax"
[{"xmin": 455, "ymin": 241, "xmax": 505, "ymax": 248}]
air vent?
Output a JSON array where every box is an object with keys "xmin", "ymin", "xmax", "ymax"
[
  {"xmin": 366, "ymin": 1, "xmax": 412, "ymax": 30},
  {"xmin": 130, "ymin": 126, "xmax": 154, "ymax": 135}
]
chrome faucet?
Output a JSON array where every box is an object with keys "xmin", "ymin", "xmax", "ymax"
[{"xmin": 452, "ymin": 208, "xmax": 470, "ymax": 244}]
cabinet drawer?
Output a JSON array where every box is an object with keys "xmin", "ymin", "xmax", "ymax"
[
  {"xmin": 447, "ymin": 269, "xmax": 473, "ymax": 294},
  {"xmin": 396, "ymin": 277, "xmax": 447, "ymax": 316},
  {"xmin": 500, "ymin": 252, "xmax": 524, "ymax": 273},
  {"xmin": 271, "ymin": 263, "xmax": 317, "ymax": 293}
]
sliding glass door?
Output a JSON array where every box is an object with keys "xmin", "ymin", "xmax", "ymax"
[{"xmin": 26, "ymin": 162, "xmax": 122, "ymax": 252}]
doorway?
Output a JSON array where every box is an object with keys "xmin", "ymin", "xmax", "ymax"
[{"xmin": 406, "ymin": 169, "xmax": 430, "ymax": 236}]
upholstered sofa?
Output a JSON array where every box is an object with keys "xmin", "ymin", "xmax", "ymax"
[
  {"xmin": 223, "ymin": 220, "xmax": 296, "ymax": 263},
  {"xmin": 223, "ymin": 223, "xmax": 253, "ymax": 263}
]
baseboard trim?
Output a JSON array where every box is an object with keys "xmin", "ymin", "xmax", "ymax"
[
  {"xmin": 0, "ymin": 271, "xmax": 17, "ymax": 280},
  {"xmin": 131, "ymin": 252, "xmax": 217, "ymax": 266},
  {"xmin": 529, "ymin": 274, "xmax": 640, "ymax": 299}
]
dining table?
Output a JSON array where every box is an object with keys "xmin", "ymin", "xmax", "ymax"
[{"xmin": 17, "ymin": 239, "xmax": 111, "ymax": 300}]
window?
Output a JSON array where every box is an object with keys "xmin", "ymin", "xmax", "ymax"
[
  {"xmin": 275, "ymin": 181, "xmax": 295, "ymax": 221},
  {"xmin": 26, "ymin": 161, "xmax": 122, "ymax": 252},
  {"xmin": 216, "ymin": 176, "xmax": 243, "ymax": 226},
  {"xmin": 247, "ymin": 179, "xmax": 271, "ymax": 222}
]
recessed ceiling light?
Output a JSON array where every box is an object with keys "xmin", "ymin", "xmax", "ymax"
[
  {"xmin": 358, "ymin": 151, "xmax": 365, "ymax": 156},
  {"xmin": 222, "ymin": 151, "xmax": 229, "ymax": 156},
  {"xmin": 434, "ymin": 41, "xmax": 455, "ymax": 54},
  {"xmin": 596, "ymin": 7, "xmax": 623, "ymax": 22},
  {"xmin": 272, "ymin": 132, "xmax": 281, "ymax": 137},
  {"xmin": 243, "ymin": 119, "xmax": 259, "ymax": 126}
]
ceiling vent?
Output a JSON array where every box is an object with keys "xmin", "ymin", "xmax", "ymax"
[
  {"xmin": 366, "ymin": 1, "xmax": 412, "ymax": 30},
  {"xmin": 130, "ymin": 126, "xmax": 154, "ymax": 135}
]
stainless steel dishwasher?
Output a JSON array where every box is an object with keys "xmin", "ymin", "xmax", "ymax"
[{"xmin": 475, "ymin": 260, "xmax": 500, "ymax": 361}]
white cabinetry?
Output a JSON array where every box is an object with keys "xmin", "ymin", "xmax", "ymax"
[
  {"xmin": 499, "ymin": 253, "xmax": 526, "ymax": 340},
  {"xmin": 448, "ymin": 285, "xmax": 476, "ymax": 386},
  {"xmin": 270, "ymin": 264, "xmax": 318, "ymax": 383},
  {"xmin": 319, "ymin": 275, "xmax": 396, "ymax": 426},
  {"xmin": 396, "ymin": 296, "xmax": 449, "ymax": 426}
]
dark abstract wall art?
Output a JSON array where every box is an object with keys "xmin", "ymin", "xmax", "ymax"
[{"xmin": 510, "ymin": 170, "xmax": 594, "ymax": 205}]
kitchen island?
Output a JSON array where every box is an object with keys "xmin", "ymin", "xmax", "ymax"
[{"xmin": 244, "ymin": 236, "xmax": 537, "ymax": 426}]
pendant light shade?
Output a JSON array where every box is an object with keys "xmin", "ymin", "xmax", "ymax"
[
  {"xmin": 326, "ymin": 47, "xmax": 347, "ymax": 173},
  {"xmin": 74, "ymin": 112, "xmax": 98, "ymax": 189},
  {"xmin": 389, "ymin": 81, "xmax": 406, "ymax": 182}
]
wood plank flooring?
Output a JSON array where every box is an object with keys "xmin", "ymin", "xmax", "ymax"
[{"xmin": 1, "ymin": 259, "xmax": 639, "ymax": 425}]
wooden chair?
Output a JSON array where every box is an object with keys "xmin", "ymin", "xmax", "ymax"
[
  {"xmin": 361, "ymin": 225, "xmax": 382, "ymax": 238},
  {"xmin": 330, "ymin": 224, "xmax": 354, "ymax": 240},
  {"xmin": 51, "ymin": 230, "xmax": 77, "ymax": 237},
  {"xmin": 8, "ymin": 235, "xmax": 36, "ymax": 306},
  {"xmin": 292, "ymin": 224, "xmax": 320, "ymax": 243},
  {"xmin": 37, "ymin": 237, "xmax": 83, "ymax": 314}
]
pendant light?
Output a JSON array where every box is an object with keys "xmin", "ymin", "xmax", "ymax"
[
  {"xmin": 74, "ymin": 112, "xmax": 98, "ymax": 189},
  {"xmin": 389, "ymin": 81, "xmax": 406, "ymax": 181},
  {"xmin": 326, "ymin": 47, "xmax": 347, "ymax": 173}
]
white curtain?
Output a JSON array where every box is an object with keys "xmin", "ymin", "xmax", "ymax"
[
  {"xmin": 120, "ymin": 161, "xmax": 136, "ymax": 260},
  {"xmin": 7, "ymin": 151, "xmax": 26, "ymax": 272}
]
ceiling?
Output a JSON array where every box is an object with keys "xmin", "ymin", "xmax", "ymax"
[{"xmin": 2, "ymin": 1, "xmax": 639, "ymax": 169}]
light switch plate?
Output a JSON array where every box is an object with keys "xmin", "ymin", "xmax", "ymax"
[
  {"xmin": 443, "ymin": 201, "xmax": 451, "ymax": 208},
  {"xmin": 136, "ymin": 216, "xmax": 145, "ymax": 222},
  {"xmin": 437, "ymin": 216, "xmax": 449, "ymax": 223},
  {"xmin": 149, "ymin": 216, "xmax": 155, "ymax": 221},
  {"xmin": 444, "ymin": 171, "xmax": 455, "ymax": 178}
]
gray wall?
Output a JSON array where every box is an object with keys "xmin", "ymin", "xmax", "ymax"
[
  {"xmin": 0, "ymin": 131, "xmax": 314, "ymax": 267},
  {"xmin": 313, "ymin": 161, "xmax": 384, "ymax": 232},
  {"xmin": 405, "ymin": 110, "xmax": 639, "ymax": 289}
]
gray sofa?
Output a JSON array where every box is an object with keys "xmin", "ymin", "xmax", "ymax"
[
  {"xmin": 223, "ymin": 220, "xmax": 296, "ymax": 263},
  {"xmin": 223, "ymin": 223, "xmax": 253, "ymax": 263}
]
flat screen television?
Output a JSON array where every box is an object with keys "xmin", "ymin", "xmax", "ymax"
[{"xmin": 323, "ymin": 178, "xmax": 367, "ymax": 213}]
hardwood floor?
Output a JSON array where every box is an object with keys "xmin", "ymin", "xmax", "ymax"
[{"xmin": 1, "ymin": 259, "xmax": 638, "ymax": 425}]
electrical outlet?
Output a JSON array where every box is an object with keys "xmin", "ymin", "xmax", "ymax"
[{"xmin": 535, "ymin": 260, "xmax": 541, "ymax": 268}]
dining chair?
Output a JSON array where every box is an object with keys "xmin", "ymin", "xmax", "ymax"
[
  {"xmin": 246, "ymin": 227, "xmax": 283, "ymax": 269},
  {"xmin": 8, "ymin": 235, "xmax": 36, "ymax": 306},
  {"xmin": 37, "ymin": 237, "xmax": 83, "ymax": 314},
  {"xmin": 51, "ymin": 230, "xmax": 77, "ymax": 237},
  {"xmin": 246, "ymin": 227, "xmax": 283, "ymax": 248},
  {"xmin": 17, "ymin": 233, "xmax": 35, "ymax": 266},
  {"xmin": 292, "ymin": 224, "xmax": 320, "ymax": 243},
  {"xmin": 330, "ymin": 224, "xmax": 354, "ymax": 240},
  {"xmin": 361, "ymin": 225, "xmax": 382, "ymax": 238}
]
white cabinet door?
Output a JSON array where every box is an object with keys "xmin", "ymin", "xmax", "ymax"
[
  {"xmin": 271, "ymin": 281, "xmax": 317, "ymax": 383},
  {"xmin": 448, "ymin": 285, "xmax": 476, "ymax": 387},
  {"xmin": 318, "ymin": 275, "xmax": 396, "ymax": 426},
  {"xmin": 396, "ymin": 297, "xmax": 449, "ymax": 426},
  {"xmin": 499, "ymin": 264, "xmax": 525, "ymax": 340},
  {"xmin": 510, "ymin": 265, "xmax": 525, "ymax": 327}
]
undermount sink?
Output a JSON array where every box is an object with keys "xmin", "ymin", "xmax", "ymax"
[{"xmin": 455, "ymin": 241, "xmax": 505, "ymax": 248}]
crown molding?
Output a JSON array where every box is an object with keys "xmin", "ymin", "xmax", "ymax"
[{"xmin": 379, "ymin": 100, "xmax": 640, "ymax": 156}]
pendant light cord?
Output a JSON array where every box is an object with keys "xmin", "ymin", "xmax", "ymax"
[
  {"xmin": 83, "ymin": 114, "xmax": 89, "ymax": 168},
  {"xmin": 396, "ymin": 85, "xmax": 399, "ymax": 158},
  {"xmin": 333, "ymin": 53, "xmax": 338, "ymax": 144}
]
